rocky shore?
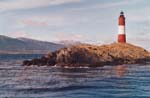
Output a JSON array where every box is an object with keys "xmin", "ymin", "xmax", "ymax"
[{"xmin": 23, "ymin": 43, "xmax": 150, "ymax": 67}]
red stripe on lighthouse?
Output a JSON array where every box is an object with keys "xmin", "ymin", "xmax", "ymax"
[{"xmin": 118, "ymin": 34, "xmax": 126, "ymax": 43}]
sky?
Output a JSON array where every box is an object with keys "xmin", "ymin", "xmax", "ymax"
[{"xmin": 0, "ymin": 0, "xmax": 150, "ymax": 49}]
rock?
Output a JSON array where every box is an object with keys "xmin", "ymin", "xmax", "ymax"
[
  {"xmin": 23, "ymin": 60, "xmax": 32, "ymax": 66},
  {"xmin": 23, "ymin": 43, "xmax": 150, "ymax": 67},
  {"xmin": 44, "ymin": 52, "xmax": 52, "ymax": 59}
]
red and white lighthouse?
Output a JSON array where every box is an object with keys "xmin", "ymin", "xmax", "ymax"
[{"xmin": 118, "ymin": 11, "xmax": 126, "ymax": 43}]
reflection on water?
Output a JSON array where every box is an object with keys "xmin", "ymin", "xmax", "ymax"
[
  {"xmin": 0, "ymin": 56, "xmax": 150, "ymax": 98},
  {"xmin": 114, "ymin": 65, "xmax": 127, "ymax": 78}
]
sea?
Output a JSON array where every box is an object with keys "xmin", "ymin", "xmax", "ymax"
[{"xmin": 0, "ymin": 54, "xmax": 150, "ymax": 98}]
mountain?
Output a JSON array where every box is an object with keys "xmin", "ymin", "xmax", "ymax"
[
  {"xmin": 0, "ymin": 35, "xmax": 65, "ymax": 54},
  {"xmin": 57, "ymin": 40, "xmax": 82, "ymax": 46}
]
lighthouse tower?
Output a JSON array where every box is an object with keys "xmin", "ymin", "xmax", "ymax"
[{"xmin": 118, "ymin": 11, "xmax": 126, "ymax": 43}]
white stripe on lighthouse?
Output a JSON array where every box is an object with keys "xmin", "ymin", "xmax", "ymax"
[{"xmin": 118, "ymin": 26, "xmax": 125, "ymax": 34}]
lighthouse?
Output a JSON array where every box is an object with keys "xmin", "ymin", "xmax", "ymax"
[{"xmin": 118, "ymin": 11, "xmax": 126, "ymax": 43}]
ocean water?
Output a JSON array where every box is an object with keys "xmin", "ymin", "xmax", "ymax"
[{"xmin": 0, "ymin": 54, "xmax": 150, "ymax": 98}]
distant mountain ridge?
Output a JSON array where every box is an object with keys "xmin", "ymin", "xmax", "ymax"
[
  {"xmin": 0, "ymin": 35, "xmax": 65, "ymax": 54},
  {"xmin": 57, "ymin": 40, "xmax": 82, "ymax": 46}
]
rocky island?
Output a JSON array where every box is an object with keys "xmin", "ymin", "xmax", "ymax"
[{"xmin": 23, "ymin": 43, "xmax": 150, "ymax": 67}]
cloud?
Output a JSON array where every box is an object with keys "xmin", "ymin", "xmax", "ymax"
[
  {"xmin": 0, "ymin": 0, "xmax": 82, "ymax": 11},
  {"xmin": 21, "ymin": 15, "xmax": 66, "ymax": 27},
  {"xmin": 22, "ymin": 20, "xmax": 48, "ymax": 27},
  {"xmin": 53, "ymin": 33, "xmax": 86, "ymax": 41},
  {"xmin": 128, "ymin": 13, "xmax": 150, "ymax": 23},
  {"xmin": 70, "ymin": 0, "xmax": 143, "ymax": 11},
  {"xmin": 8, "ymin": 31, "xmax": 28, "ymax": 38}
]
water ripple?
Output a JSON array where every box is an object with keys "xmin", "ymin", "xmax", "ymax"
[{"xmin": 0, "ymin": 56, "xmax": 150, "ymax": 98}]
